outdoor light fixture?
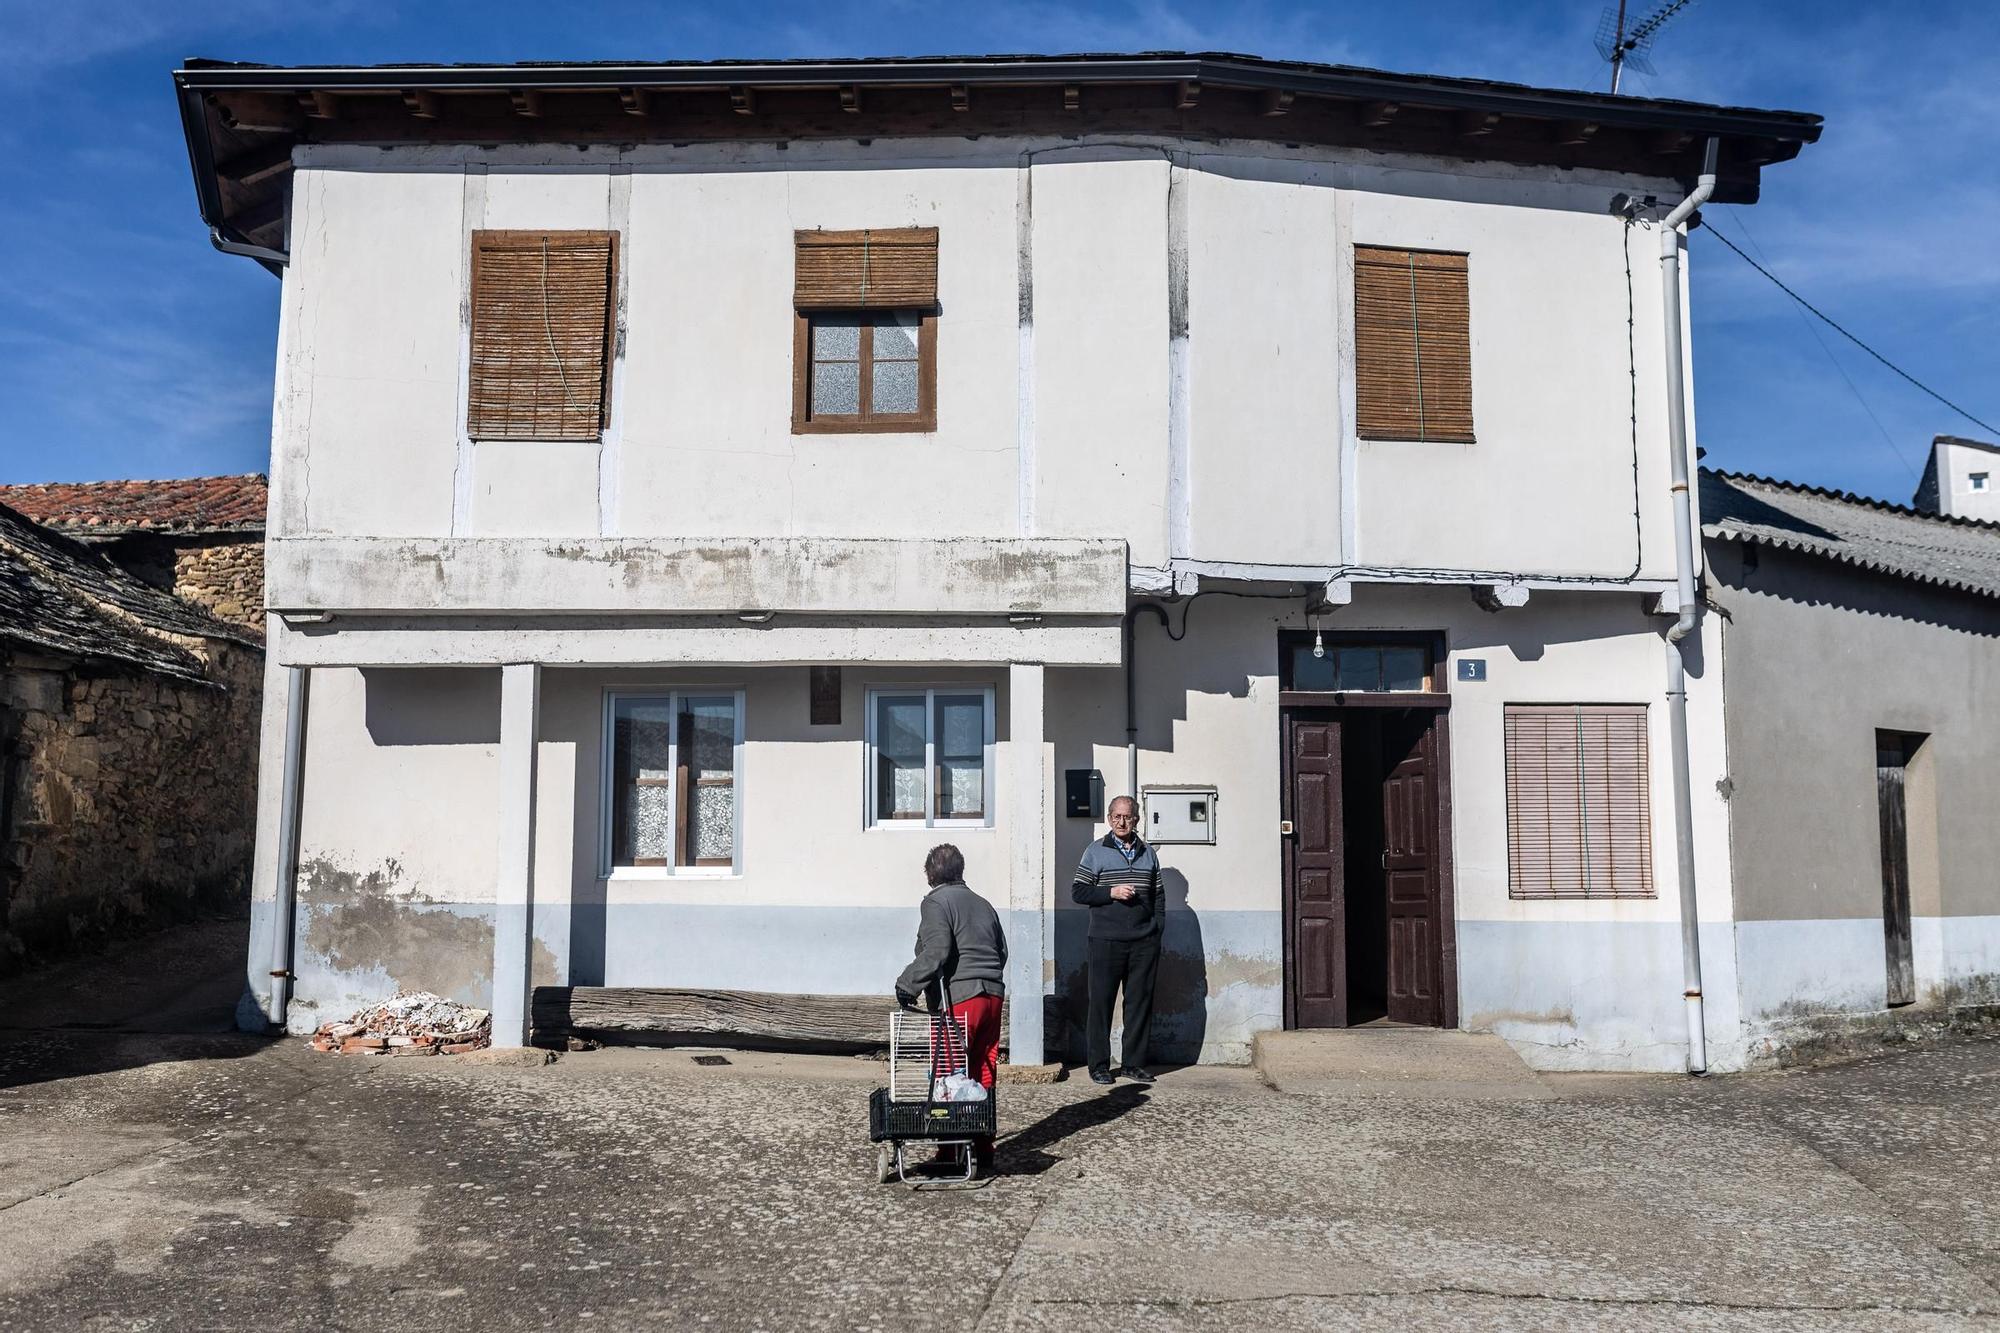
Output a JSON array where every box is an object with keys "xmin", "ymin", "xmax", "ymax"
[
  {"xmin": 737, "ymin": 610, "xmax": 776, "ymax": 624},
  {"xmin": 1008, "ymin": 613, "xmax": 1043, "ymax": 625}
]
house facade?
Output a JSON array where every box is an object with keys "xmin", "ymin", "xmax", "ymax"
[
  {"xmin": 1704, "ymin": 469, "xmax": 2000, "ymax": 1055},
  {"xmin": 1913, "ymin": 435, "xmax": 2000, "ymax": 523},
  {"xmin": 174, "ymin": 54, "xmax": 1821, "ymax": 1071}
]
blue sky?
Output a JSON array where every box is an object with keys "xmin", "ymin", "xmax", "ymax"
[{"xmin": 0, "ymin": 0, "xmax": 1993, "ymax": 504}]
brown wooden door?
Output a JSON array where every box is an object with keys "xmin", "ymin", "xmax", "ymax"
[
  {"xmin": 1382, "ymin": 714, "xmax": 1443, "ymax": 1025},
  {"xmin": 1285, "ymin": 713, "xmax": 1346, "ymax": 1028}
]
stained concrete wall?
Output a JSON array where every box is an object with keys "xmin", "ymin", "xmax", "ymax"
[
  {"xmin": 275, "ymin": 138, "xmax": 1686, "ymax": 582},
  {"xmin": 1709, "ymin": 539, "xmax": 2000, "ymax": 1030}
]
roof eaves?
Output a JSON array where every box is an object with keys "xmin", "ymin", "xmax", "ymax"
[
  {"xmin": 1703, "ymin": 468, "xmax": 2000, "ymax": 534},
  {"xmin": 172, "ymin": 51, "xmax": 1824, "ymax": 140},
  {"xmin": 1704, "ymin": 520, "xmax": 1998, "ymax": 601}
]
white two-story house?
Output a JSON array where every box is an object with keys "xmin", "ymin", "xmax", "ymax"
[{"xmin": 174, "ymin": 53, "xmax": 1820, "ymax": 1072}]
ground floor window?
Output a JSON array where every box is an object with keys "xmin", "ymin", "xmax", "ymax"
[
  {"xmin": 866, "ymin": 686, "xmax": 994, "ymax": 829},
  {"xmin": 605, "ymin": 691, "xmax": 743, "ymax": 874},
  {"xmin": 1504, "ymin": 703, "xmax": 1654, "ymax": 899}
]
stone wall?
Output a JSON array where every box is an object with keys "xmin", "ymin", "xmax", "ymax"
[
  {"xmin": 171, "ymin": 538, "xmax": 264, "ymax": 632},
  {"xmin": 0, "ymin": 641, "xmax": 262, "ymax": 972}
]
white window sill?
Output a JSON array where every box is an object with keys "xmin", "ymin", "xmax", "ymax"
[
  {"xmin": 604, "ymin": 866, "xmax": 742, "ymax": 882},
  {"xmin": 866, "ymin": 821, "xmax": 992, "ymax": 832}
]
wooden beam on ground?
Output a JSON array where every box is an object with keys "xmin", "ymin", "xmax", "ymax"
[{"xmin": 532, "ymin": 986, "xmax": 1011, "ymax": 1054}]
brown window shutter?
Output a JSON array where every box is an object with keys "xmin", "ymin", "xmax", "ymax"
[
  {"xmin": 794, "ymin": 228, "xmax": 938, "ymax": 309},
  {"xmin": 1354, "ymin": 246, "xmax": 1474, "ymax": 444},
  {"xmin": 467, "ymin": 230, "xmax": 616, "ymax": 441},
  {"xmin": 1505, "ymin": 704, "xmax": 1654, "ymax": 899}
]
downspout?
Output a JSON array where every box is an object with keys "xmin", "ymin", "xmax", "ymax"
[
  {"xmin": 1123, "ymin": 603, "xmax": 1169, "ymax": 800},
  {"xmin": 1659, "ymin": 137, "xmax": 1718, "ymax": 1074},
  {"xmin": 209, "ymin": 226, "xmax": 289, "ymax": 271},
  {"xmin": 268, "ymin": 666, "xmax": 310, "ymax": 1028}
]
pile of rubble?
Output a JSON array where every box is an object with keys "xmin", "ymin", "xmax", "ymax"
[{"xmin": 308, "ymin": 990, "xmax": 492, "ymax": 1057}]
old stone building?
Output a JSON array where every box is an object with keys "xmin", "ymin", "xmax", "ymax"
[
  {"xmin": 0, "ymin": 475, "xmax": 267, "ymax": 633},
  {"xmin": 0, "ymin": 501, "xmax": 263, "ymax": 972}
]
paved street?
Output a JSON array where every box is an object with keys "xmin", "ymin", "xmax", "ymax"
[{"xmin": 3, "ymin": 922, "xmax": 1999, "ymax": 1331}]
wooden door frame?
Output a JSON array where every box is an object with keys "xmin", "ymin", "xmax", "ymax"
[{"xmin": 1280, "ymin": 700, "xmax": 1459, "ymax": 1031}]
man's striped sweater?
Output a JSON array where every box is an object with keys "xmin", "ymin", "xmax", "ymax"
[{"xmin": 1070, "ymin": 832, "xmax": 1164, "ymax": 941}]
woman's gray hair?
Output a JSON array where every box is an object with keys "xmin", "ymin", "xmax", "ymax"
[{"xmin": 924, "ymin": 843, "xmax": 966, "ymax": 886}]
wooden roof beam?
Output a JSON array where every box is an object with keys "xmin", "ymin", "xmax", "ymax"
[
  {"xmin": 1358, "ymin": 100, "xmax": 1400, "ymax": 128},
  {"xmin": 401, "ymin": 89, "xmax": 440, "ymax": 119},
  {"xmin": 215, "ymin": 140, "xmax": 296, "ymax": 186},
  {"xmin": 1456, "ymin": 110, "xmax": 1500, "ymax": 137},
  {"xmin": 729, "ymin": 86, "xmax": 755, "ymax": 116},
  {"xmin": 1553, "ymin": 119, "xmax": 1600, "ymax": 146},
  {"xmin": 296, "ymin": 89, "xmax": 339, "ymax": 120},
  {"xmin": 618, "ymin": 87, "xmax": 653, "ymax": 117},
  {"xmin": 231, "ymin": 193, "xmax": 287, "ymax": 236},
  {"xmin": 1176, "ymin": 80, "xmax": 1201, "ymax": 109},
  {"xmin": 839, "ymin": 85, "xmax": 861, "ymax": 113},
  {"xmin": 1261, "ymin": 88, "xmax": 1294, "ymax": 116},
  {"xmin": 510, "ymin": 89, "xmax": 544, "ymax": 118},
  {"xmin": 950, "ymin": 84, "xmax": 969, "ymax": 112},
  {"xmin": 1063, "ymin": 84, "xmax": 1081, "ymax": 111}
]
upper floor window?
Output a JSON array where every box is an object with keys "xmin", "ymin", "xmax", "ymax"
[
  {"xmin": 467, "ymin": 230, "xmax": 616, "ymax": 441},
  {"xmin": 793, "ymin": 228, "xmax": 938, "ymax": 433},
  {"xmin": 1354, "ymin": 246, "xmax": 1474, "ymax": 444},
  {"xmin": 1971, "ymin": 472, "xmax": 1990, "ymax": 493}
]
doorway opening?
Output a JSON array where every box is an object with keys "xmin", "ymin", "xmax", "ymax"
[
  {"xmin": 1876, "ymin": 729, "xmax": 1931, "ymax": 1008},
  {"xmin": 1282, "ymin": 703, "xmax": 1455, "ymax": 1030}
]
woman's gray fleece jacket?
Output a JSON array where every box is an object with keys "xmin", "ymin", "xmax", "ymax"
[{"xmin": 894, "ymin": 880, "xmax": 1009, "ymax": 1008}]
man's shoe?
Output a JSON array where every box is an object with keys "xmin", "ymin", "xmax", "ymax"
[
  {"xmin": 1088, "ymin": 1067, "xmax": 1117, "ymax": 1085},
  {"xmin": 1120, "ymin": 1067, "xmax": 1157, "ymax": 1084}
]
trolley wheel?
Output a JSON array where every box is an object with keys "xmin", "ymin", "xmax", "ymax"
[{"xmin": 876, "ymin": 1141, "xmax": 897, "ymax": 1184}]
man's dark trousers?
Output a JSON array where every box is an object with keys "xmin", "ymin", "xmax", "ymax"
[{"xmin": 1086, "ymin": 934, "xmax": 1160, "ymax": 1074}]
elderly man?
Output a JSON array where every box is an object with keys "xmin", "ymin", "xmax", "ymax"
[{"xmin": 1070, "ymin": 795, "xmax": 1163, "ymax": 1085}]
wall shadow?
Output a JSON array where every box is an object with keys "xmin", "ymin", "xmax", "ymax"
[
  {"xmin": 362, "ymin": 668, "xmax": 502, "ymax": 746},
  {"xmin": 1049, "ymin": 868, "xmax": 1208, "ymax": 1067}
]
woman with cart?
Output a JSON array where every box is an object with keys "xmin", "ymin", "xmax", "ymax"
[{"xmin": 894, "ymin": 843, "xmax": 1007, "ymax": 1178}]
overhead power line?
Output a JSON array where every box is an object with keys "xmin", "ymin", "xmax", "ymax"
[{"xmin": 1703, "ymin": 225, "xmax": 2000, "ymax": 439}]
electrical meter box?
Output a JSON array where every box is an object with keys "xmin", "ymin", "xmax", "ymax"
[{"xmin": 1142, "ymin": 786, "xmax": 1217, "ymax": 845}]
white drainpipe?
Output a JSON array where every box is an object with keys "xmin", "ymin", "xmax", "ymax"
[{"xmin": 1659, "ymin": 138, "xmax": 1718, "ymax": 1074}]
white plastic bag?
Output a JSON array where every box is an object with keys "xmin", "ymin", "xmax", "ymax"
[{"xmin": 932, "ymin": 1074, "xmax": 988, "ymax": 1103}]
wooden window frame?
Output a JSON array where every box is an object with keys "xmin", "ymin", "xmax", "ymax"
[
  {"xmin": 1278, "ymin": 630, "xmax": 1448, "ymax": 708},
  {"xmin": 864, "ymin": 686, "xmax": 995, "ymax": 830},
  {"xmin": 1503, "ymin": 702, "xmax": 1655, "ymax": 901},
  {"xmin": 791, "ymin": 310, "xmax": 938, "ymax": 434},
  {"xmin": 467, "ymin": 229, "xmax": 617, "ymax": 443},
  {"xmin": 1353, "ymin": 244, "xmax": 1475, "ymax": 445},
  {"xmin": 602, "ymin": 689, "xmax": 745, "ymax": 877}
]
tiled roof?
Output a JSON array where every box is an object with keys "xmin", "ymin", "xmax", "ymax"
[
  {"xmin": 1701, "ymin": 468, "xmax": 2000, "ymax": 601},
  {"xmin": 0, "ymin": 502, "xmax": 258, "ymax": 681},
  {"xmin": 0, "ymin": 474, "xmax": 266, "ymax": 536}
]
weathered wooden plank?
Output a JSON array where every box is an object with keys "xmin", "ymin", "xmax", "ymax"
[{"xmin": 532, "ymin": 986, "xmax": 1010, "ymax": 1053}]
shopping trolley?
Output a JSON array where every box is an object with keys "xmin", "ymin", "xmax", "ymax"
[{"xmin": 868, "ymin": 1005, "xmax": 997, "ymax": 1186}]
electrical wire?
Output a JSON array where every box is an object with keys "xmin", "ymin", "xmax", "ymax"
[
  {"xmin": 1712, "ymin": 209, "xmax": 1920, "ymax": 482},
  {"xmin": 1704, "ymin": 225, "xmax": 1999, "ymax": 439}
]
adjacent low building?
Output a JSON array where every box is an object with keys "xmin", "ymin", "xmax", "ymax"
[
  {"xmin": 0, "ymin": 502, "xmax": 263, "ymax": 971},
  {"xmin": 1704, "ymin": 469, "xmax": 2000, "ymax": 1052}
]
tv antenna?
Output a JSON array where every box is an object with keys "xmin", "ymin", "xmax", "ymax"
[{"xmin": 1596, "ymin": 0, "xmax": 1697, "ymax": 94}]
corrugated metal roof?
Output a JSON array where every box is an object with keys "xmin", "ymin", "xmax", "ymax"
[
  {"xmin": 0, "ymin": 503, "xmax": 258, "ymax": 681},
  {"xmin": 1701, "ymin": 468, "xmax": 2000, "ymax": 600}
]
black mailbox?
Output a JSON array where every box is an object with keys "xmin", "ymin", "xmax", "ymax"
[{"xmin": 1064, "ymin": 769, "xmax": 1104, "ymax": 819}]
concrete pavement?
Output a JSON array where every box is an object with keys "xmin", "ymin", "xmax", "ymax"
[{"xmin": 2, "ymin": 920, "xmax": 1998, "ymax": 1330}]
